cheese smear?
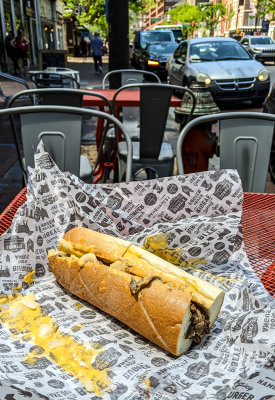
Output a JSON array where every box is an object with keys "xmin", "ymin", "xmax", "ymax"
[{"xmin": 0, "ymin": 292, "xmax": 112, "ymax": 396}]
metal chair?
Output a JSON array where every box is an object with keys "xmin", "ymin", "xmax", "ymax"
[
  {"xmin": 102, "ymin": 69, "xmax": 161, "ymax": 89},
  {"xmin": 0, "ymin": 105, "xmax": 132, "ymax": 185},
  {"xmin": 30, "ymin": 72, "xmax": 80, "ymax": 88},
  {"xmin": 176, "ymin": 112, "xmax": 275, "ymax": 193},
  {"xmin": 0, "ymin": 72, "xmax": 31, "ymax": 108},
  {"xmin": 112, "ymin": 83, "xmax": 196, "ymax": 182},
  {"xmin": 102, "ymin": 69, "xmax": 161, "ymax": 140},
  {"xmin": 7, "ymin": 89, "xmax": 114, "ymax": 185}
]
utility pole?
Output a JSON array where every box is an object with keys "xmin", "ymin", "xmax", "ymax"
[{"xmin": 108, "ymin": 0, "xmax": 129, "ymax": 88}]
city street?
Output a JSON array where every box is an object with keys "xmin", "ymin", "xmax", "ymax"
[{"xmin": 0, "ymin": 56, "xmax": 275, "ymax": 214}]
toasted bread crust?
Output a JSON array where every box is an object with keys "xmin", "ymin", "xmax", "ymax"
[
  {"xmin": 49, "ymin": 253, "xmax": 192, "ymax": 355},
  {"xmin": 48, "ymin": 227, "xmax": 225, "ymax": 356}
]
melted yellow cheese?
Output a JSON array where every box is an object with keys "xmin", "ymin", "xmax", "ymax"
[
  {"xmin": 0, "ymin": 292, "xmax": 112, "ymax": 396},
  {"xmin": 143, "ymin": 233, "xmax": 238, "ymax": 288},
  {"xmin": 23, "ymin": 270, "xmax": 36, "ymax": 286}
]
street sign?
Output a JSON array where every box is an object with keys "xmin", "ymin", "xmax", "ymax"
[
  {"xmin": 183, "ymin": 23, "xmax": 191, "ymax": 27},
  {"xmin": 151, "ymin": 18, "xmax": 159, "ymax": 22}
]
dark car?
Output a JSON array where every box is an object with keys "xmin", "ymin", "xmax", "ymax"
[
  {"xmin": 131, "ymin": 29, "xmax": 176, "ymax": 69},
  {"xmin": 140, "ymin": 41, "xmax": 179, "ymax": 78},
  {"xmin": 166, "ymin": 37, "xmax": 270, "ymax": 106},
  {"xmin": 240, "ymin": 35, "xmax": 275, "ymax": 63},
  {"xmin": 263, "ymin": 83, "xmax": 275, "ymax": 183}
]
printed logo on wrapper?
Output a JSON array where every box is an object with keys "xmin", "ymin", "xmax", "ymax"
[
  {"xmin": 37, "ymin": 154, "xmax": 55, "ymax": 169},
  {"xmin": 213, "ymin": 179, "xmax": 233, "ymax": 200},
  {"xmin": 106, "ymin": 194, "xmax": 123, "ymax": 210},
  {"xmin": 167, "ymin": 183, "xmax": 178, "ymax": 194},
  {"xmin": 4, "ymin": 236, "xmax": 25, "ymax": 252},
  {"xmin": 240, "ymin": 317, "xmax": 258, "ymax": 344},
  {"xmin": 144, "ymin": 193, "xmax": 158, "ymax": 206},
  {"xmin": 167, "ymin": 194, "xmax": 187, "ymax": 214}
]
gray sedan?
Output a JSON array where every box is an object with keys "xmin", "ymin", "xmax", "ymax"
[{"xmin": 166, "ymin": 37, "xmax": 270, "ymax": 106}]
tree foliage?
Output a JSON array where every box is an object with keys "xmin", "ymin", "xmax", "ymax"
[
  {"xmin": 62, "ymin": 0, "xmax": 145, "ymax": 37},
  {"xmin": 253, "ymin": 0, "xmax": 275, "ymax": 21},
  {"xmin": 162, "ymin": 2, "xmax": 233, "ymax": 37}
]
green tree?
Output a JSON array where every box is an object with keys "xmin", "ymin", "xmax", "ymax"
[
  {"xmin": 164, "ymin": 4, "xmax": 201, "ymax": 38},
  {"xmin": 63, "ymin": 0, "xmax": 146, "ymax": 37},
  {"xmin": 253, "ymin": 0, "xmax": 275, "ymax": 22},
  {"xmin": 199, "ymin": 3, "xmax": 228, "ymax": 36}
]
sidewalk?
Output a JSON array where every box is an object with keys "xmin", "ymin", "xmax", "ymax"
[{"xmin": 0, "ymin": 56, "xmax": 274, "ymax": 214}]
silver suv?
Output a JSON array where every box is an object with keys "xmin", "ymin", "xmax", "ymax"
[{"xmin": 240, "ymin": 35, "xmax": 275, "ymax": 63}]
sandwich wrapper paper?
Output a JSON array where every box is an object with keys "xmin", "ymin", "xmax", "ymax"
[{"xmin": 0, "ymin": 142, "xmax": 274, "ymax": 400}]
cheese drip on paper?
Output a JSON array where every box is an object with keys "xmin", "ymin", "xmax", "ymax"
[
  {"xmin": 0, "ymin": 292, "xmax": 111, "ymax": 396},
  {"xmin": 143, "ymin": 233, "xmax": 237, "ymax": 288}
]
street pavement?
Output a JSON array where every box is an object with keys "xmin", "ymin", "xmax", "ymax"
[{"xmin": 0, "ymin": 55, "xmax": 274, "ymax": 214}]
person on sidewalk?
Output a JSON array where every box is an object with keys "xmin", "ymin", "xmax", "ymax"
[
  {"xmin": 11, "ymin": 30, "xmax": 29, "ymax": 76},
  {"xmin": 90, "ymin": 31, "xmax": 103, "ymax": 74},
  {"xmin": 5, "ymin": 31, "xmax": 19, "ymax": 74}
]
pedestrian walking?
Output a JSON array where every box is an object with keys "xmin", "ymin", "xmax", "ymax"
[
  {"xmin": 11, "ymin": 30, "xmax": 29, "ymax": 76},
  {"xmin": 5, "ymin": 31, "xmax": 19, "ymax": 74},
  {"xmin": 90, "ymin": 31, "xmax": 103, "ymax": 74}
]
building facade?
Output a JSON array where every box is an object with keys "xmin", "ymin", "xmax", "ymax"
[
  {"xmin": 136, "ymin": 0, "xmax": 274, "ymax": 39},
  {"xmin": 0, "ymin": 0, "xmax": 65, "ymax": 72}
]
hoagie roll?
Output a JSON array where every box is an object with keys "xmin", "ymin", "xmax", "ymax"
[{"xmin": 48, "ymin": 227, "xmax": 225, "ymax": 356}]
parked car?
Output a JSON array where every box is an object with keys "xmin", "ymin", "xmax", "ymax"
[
  {"xmin": 140, "ymin": 41, "xmax": 179, "ymax": 78},
  {"xmin": 166, "ymin": 37, "xmax": 270, "ymax": 106},
  {"xmin": 131, "ymin": 30, "xmax": 176, "ymax": 68},
  {"xmin": 263, "ymin": 83, "xmax": 275, "ymax": 183},
  {"xmin": 240, "ymin": 35, "xmax": 275, "ymax": 63}
]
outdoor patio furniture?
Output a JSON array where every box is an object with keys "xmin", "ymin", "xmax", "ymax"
[
  {"xmin": 112, "ymin": 83, "xmax": 196, "ymax": 181},
  {"xmin": 176, "ymin": 111, "xmax": 275, "ymax": 192}
]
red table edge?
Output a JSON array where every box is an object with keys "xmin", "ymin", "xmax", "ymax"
[{"xmin": 0, "ymin": 187, "xmax": 27, "ymax": 235}]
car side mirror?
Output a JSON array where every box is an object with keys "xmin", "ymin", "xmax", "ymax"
[
  {"xmin": 141, "ymin": 43, "xmax": 147, "ymax": 50},
  {"xmin": 175, "ymin": 57, "xmax": 185, "ymax": 65}
]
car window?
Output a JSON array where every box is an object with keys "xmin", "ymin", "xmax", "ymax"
[
  {"xmin": 149, "ymin": 42, "xmax": 179, "ymax": 54},
  {"xmin": 250, "ymin": 37, "xmax": 274, "ymax": 45},
  {"xmin": 180, "ymin": 43, "xmax": 188, "ymax": 61},
  {"xmin": 172, "ymin": 30, "xmax": 183, "ymax": 41},
  {"xmin": 140, "ymin": 31, "xmax": 173, "ymax": 44},
  {"xmin": 173, "ymin": 43, "xmax": 183, "ymax": 58},
  {"xmin": 189, "ymin": 41, "xmax": 251, "ymax": 62}
]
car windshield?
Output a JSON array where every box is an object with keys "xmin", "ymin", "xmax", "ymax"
[
  {"xmin": 172, "ymin": 30, "xmax": 183, "ymax": 41},
  {"xmin": 250, "ymin": 37, "xmax": 274, "ymax": 45},
  {"xmin": 140, "ymin": 31, "xmax": 173, "ymax": 44},
  {"xmin": 149, "ymin": 42, "xmax": 179, "ymax": 54},
  {"xmin": 189, "ymin": 41, "xmax": 251, "ymax": 62}
]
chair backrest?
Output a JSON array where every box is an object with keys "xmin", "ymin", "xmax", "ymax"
[
  {"xmin": 102, "ymin": 69, "xmax": 161, "ymax": 89},
  {"xmin": 0, "ymin": 105, "xmax": 132, "ymax": 182},
  {"xmin": 7, "ymin": 89, "xmax": 113, "ymax": 182},
  {"xmin": 30, "ymin": 72, "xmax": 80, "ymax": 89},
  {"xmin": 176, "ymin": 112, "xmax": 275, "ymax": 192},
  {"xmin": 8, "ymin": 88, "xmax": 112, "ymax": 110},
  {"xmin": 113, "ymin": 83, "xmax": 196, "ymax": 159}
]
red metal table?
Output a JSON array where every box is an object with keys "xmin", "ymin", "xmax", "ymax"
[
  {"xmin": 82, "ymin": 89, "xmax": 182, "ymax": 182},
  {"xmin": 0, "ymin": 189, "xmax": 274, "ymax": 296}
]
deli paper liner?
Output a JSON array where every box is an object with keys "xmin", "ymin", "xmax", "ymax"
[{"xmin": 0, "ymin": 142, "xmax": 274, "ymax": 400}]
